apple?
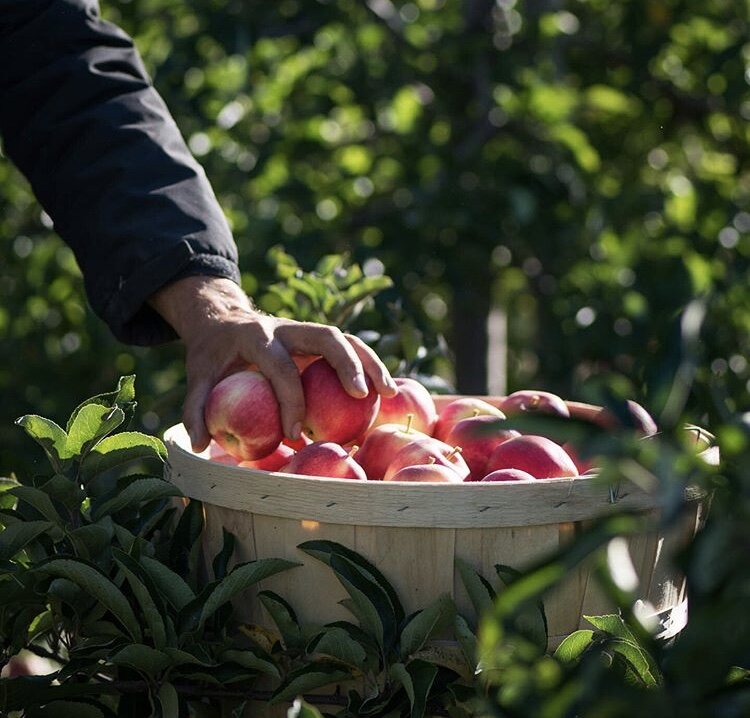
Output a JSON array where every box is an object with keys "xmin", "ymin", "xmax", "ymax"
[
  {"xmin": 283, "ymin": 433, "xmax": 312, "ymax": 452},
  {"xmin": 206, "ymin": 440, "xmax": 241, "ymax": 465},
  {"xmin": 433, "ymin": 398, "xmax": 506, "ymax": 442},
  {"xmin": 498, "ymin": 390, "xmax": 570, "ymax": 418},
  {"xmin": 484, "ymin": 435, "xmax": 578, "ymax": 479},
  {"xmin": 205, "ymin": 370, "xmax": 283, "ymax": 461},
  {"xmin": 481, "ymin": 468, "xmax": 537, "ymax": 482},
  {"xmin": 370, "ymin": 377, "xmax": 438, "ymax": 435},
  {"xmin": 561, "ymin": 441, "xmax": 597, "ymax": 474},
  {"xmin": 443, "ymin": 415, "xmax": 520, "ymax": 480},
  {"xmin": 383, "ymin": 437, "xmax": 470, "ymax": 481},
  {"xmin": 239, "ymin": 443, "xmax": 295, "ymax": 472},
  {"xmin": 301, "ymin": 358, "xmax": 380, "ymax": 445},
  {"xmin": 280, "ymin": 442, "xmax": 367, "ymax": 480},
  {"xmin": 385, "ymin": 458, "xmax": 463, "ymax": 483},
  {"xmin": 355, "ymin": 420, "xmax": 432, "ymax": 480}
]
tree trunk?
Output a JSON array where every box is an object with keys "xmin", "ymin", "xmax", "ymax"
[{"xmin": 450, "ymin": 271, "xmax": 491, "ymax": 395}]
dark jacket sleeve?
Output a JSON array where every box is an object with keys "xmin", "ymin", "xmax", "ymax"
[{"xmin": 0, "ymin": 0, "xmax": 241, "ymax": 345}]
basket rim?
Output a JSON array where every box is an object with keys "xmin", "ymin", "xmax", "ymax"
[{"xmin": 162, "ymin": 396, "xmax": 713, "ymax": 528}]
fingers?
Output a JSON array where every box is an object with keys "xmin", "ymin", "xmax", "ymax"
[
  {"xmin": 345, "ymin": 333, "xmax": 398, "ymax": 397},
  {"xmin": 183, "ymin": 375, "xmax": 215, "ymax": 453},
  {"xmin": 275, "ymin": 323, "xmax": 370, "ymax": 398},
  {"xmin": 250, "ymin": 341, "xmax": 306, "ymax": 441}
]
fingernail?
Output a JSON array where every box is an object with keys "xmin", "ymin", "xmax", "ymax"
[
  {"xmin": 188, "ymin": 428, "xmax": 199, "ymax": 450},
  {"xmin": 289, "ymin": 422, "xmax": 302, "ymax": 440},
  {"xmin": 354, "ymin": 374, "xmax": 368, "ymax": 395}
]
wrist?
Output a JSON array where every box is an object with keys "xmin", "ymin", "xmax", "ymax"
[{"xmin": 148, "ymin": 275, "xmax": 257, "ymax": 341}]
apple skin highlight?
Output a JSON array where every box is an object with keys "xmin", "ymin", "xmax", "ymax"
[{"xmin": 204, "ymin": 370, "xmax": 283, "ymax": 461}]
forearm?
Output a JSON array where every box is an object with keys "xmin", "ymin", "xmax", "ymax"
[
  {"xmin": 148, "ymin": 276, "xmax": 257, "ymax": 344},
  {"xmin": 0, "ymin": 0, "xmax": 239, "ymax": 345}
]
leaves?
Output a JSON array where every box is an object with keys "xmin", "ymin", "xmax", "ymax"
[
  {"xmin": 0, "ymin": 520, "xmax": 54, "ymax": 560},
  {"xmin": 270, "ymin": 661, "xmax": 353, "ymax": 705},
  {"xmin": 196, "ymin": 558, "xmax": 299, "ymax": 630},
  {"xmin": 390, "ymin": 660, "xmax": 439, "ymax": 718},
  {"xmin": 91, "ymin": 478, "xmax": 180, "ymax": 520},
  {"xmin": 14, "ymin": 415, "xmax": 70, "ymax": 473},
  {"xmin": 39, "ymin": 558, "xmax": 142, "ymax": 642},
  {"xmin": 400, "ymin": 594, "xmax": 455, "ymax": 659},
  {"xmin": 81, "ymin": 432, "xmax": 167, "ymax": 480},
  {"xmin": 553, "ymin": 630, "xmax": 595, "ymax": 663}
]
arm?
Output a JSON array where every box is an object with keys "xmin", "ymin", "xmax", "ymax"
[
  {"xmin": 0, "ymin": 0, "xmax": 396, "ymax": 448},
  {"xmin": 0, "ymin": 0, "xmax": 239, "ymax": 345}
]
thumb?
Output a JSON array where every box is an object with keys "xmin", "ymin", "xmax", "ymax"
[{"xmin": 183, "ymin": 377, "xmax": 214, "ymax": 453}]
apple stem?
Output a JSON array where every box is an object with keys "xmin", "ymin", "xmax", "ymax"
[
  {"xmin": 426, "ymin": 456, "xmax": 436, "ymax": 464},
  {"xmin": 348, "ymin": 445, "xmax": 360, "ymax": 458},
  {"xmin": 446, "ymin": 446, "xmax": 463, "ymax": 461},
  {"xmin": 405, "ymin": 413, "xmax": 414, "ymax": 433},
  {"xmin": 471, "ymin": 409, "xmax": 480, "ymax": 417},
  {"xmin": 530, "ymin": 395, "xmax": 540, "ymax": 409}
]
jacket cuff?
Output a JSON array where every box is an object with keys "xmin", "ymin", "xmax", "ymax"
[{"xmin": 102, "ymin": 239, "xmax": 241, "ymax": 346}]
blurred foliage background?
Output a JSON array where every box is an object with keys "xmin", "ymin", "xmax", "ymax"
[{"xmin": 2, "ymin": 0, "xmax": 749, "ymax": 476}]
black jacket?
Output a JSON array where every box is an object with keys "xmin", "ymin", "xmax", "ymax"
[{"xmin": 0, "ymin": 0, "xmax": 241, "ymax": 345}]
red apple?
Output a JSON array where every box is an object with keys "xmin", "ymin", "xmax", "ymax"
[
  {"xmin": 370, "ymin": 377, "xmax": 438, "ymax": 435},
  {"xmin": 355, "ymin": 421, "xmax": 432, "ymax": 480},
  {"xmin": 433, "ymin": 398, "xmax": 506, "ymax": 442},
  {"xmin": 484, "ymin": 435, "xmax": 578, "ymax": 479},
  {"xmin": 283, "ymin": 433, "xmax": 312, "ymax": 452},
  {"xmin": 205, "ymin": 370, "xmax": 283, "ymax": 461},
  {"xmin": 498, "ymin": 390, "xmax": 570, "ymax": 418},
  {"xmin": 206, "ymin": 440, "xmax": 241, "ymax": 465},
  {"xmin": 561, "ymin": 441, "xmax": 600, "ymax": 475},
  {"xmin": 301, "ymin": 359, "xmax": 380, "ymax": 445},
  {"xmin": 385, "ymin": 460, "xmax": 463, "ymax": 483},
  {"xmin": 239, "ymin": 443, "xmax": 295, "ymax": 472},
  {"xmin": 443, "ymin": 415, "xmax": 520, "ymax": 481},
  {"xmin": 481, "ymin": 468, "xmax": 537, "ymax": 482},
  {"xmin": 280, "ymin": 442, "xmax": 367, "ymax": 480},
  {"xmin": 383, "ymin": 437, "xmax": 470, "ymax": 481}
]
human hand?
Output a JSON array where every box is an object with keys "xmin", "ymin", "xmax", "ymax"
[{"xmin": 148, "ymin": 275, "xmax": 397, "ymax": 452}]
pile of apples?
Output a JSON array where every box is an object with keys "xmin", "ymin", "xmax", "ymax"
[{"xmin": 203, "ymin": 358, "xmax": 658, "ymax": 483}]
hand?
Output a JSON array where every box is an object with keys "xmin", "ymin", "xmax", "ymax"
[{"xmin": 148, "ymin": 275, "xmax": 397, "ymax": 452}]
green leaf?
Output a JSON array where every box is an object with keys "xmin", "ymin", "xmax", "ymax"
[
  {"xmin": 400, "ymin": 594, "xmax": 455, "ymax": 659},
  {"xmin": 66, "ymin": 375, "xmax": 137, "ymax": 432},
  {"xmin": 68, "ymin": 522, "xmax": 114, "ymax": 561},
  {"xmin": 608, "ymin": 637, "xmax": 660, "ymax": 687},
  {"xmin": 212, "ymin": 527, "xmax": 236, "ymax": 581},
  {"xmin": 0, "ymin": 520, "xmax": 54, "ymax": 560},
  {"xmin": 455, "ymin": 558, "xmax": 495, "ymax": 619},
  {"xmin": 110, "ymin": 644, "xmax": 171, "ymax": 674},
  {"xmin": 585, "ymin": 614, "xmax": 661, "ymax": 684},
  {"xmin": 327, "ymin": 554, "xmax": 391, "ymax": 649},
  {"xmin": 308, "ymin": 626, "xmax": 368, "ymax": 669},
  {"xmin": 15, "ymin": 415, "xmax": 70, "ymax": 472},
  {"xmin": 299, "ymin": 540, "xmax": 404, "ymax": 625},
  {"xmin": 113, "ymin": 549, "xmax": 168, "ymax": 650},
  {"xmin": 81, "ymin": 432, "xmax": 167, "ymax": 480},
  {"xmin": 170, "ymin": 499, "xmax": 205, "ymax": 581},
  {"xmin": 221, "ymin": 648, "xmax": 280, "ymax": 678},
  {"xmin": 258, "ymin": 590, "xmax": 303, "ymax": 650},
  {"xmin": 39, "ymin": 558, "xmax": 142, "ymax": 641},
  {"xmin": 66, "ymin": 404, "xmax": 125, "ymax": 457},
  {"xmin": 157, "ymin": 682, "xmax": 179, "ymax": 718},
  {"xmin": 495, "ymin": 564, "xmax": 548, "ymax": 649},
  {"xmin": 139, "ymin": 556, "xmax": 195, "ymax": 611},
  {"xmin": 454, "ymin": 614, "xmax": 478, "ymax": 669},
  {"xmin": 8, "ymin": 486, "xmax": 62, "ymax": 524},
  {"xmin": 270, "ymin": 661, "xmax": 352, "ymax": 705},
  {"xmin": 554, "ymin": 629, "xmax": 595, "ymax": 663},
  {"xmin": 91, "ymin": 478, "xmax": 180, "ymax": 520},
  {"xmin": 390, "ymin": 660, "xmax": 438, "ymax": 718},
  {"xmin": 197, "ymin": 558, "xmax": 299, "ymax": 629}
]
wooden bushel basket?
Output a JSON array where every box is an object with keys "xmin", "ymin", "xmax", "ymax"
[{"xmin": 163, "ymin": 396, "xmax": 715, "ymax": 712}]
